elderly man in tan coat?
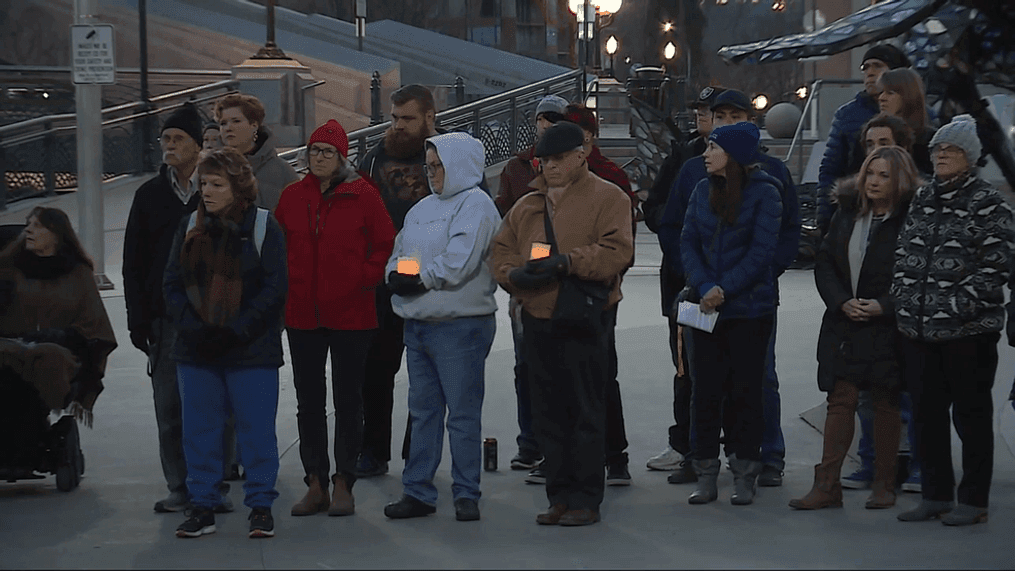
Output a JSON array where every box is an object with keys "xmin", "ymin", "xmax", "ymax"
[{"xmin": 488, "ymin": 121, "xmax": 633, "ymax": 527}]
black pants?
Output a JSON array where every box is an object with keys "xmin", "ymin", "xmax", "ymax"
[
  {"xmin": 605, "ymin": 321, "xmax": 629, "ymax": 466},
  {"xmin": 690, "ymin": 317, "xmax": 772, "ymax": 462},
  {"xmin": 666, "ymin": 318, "xmax": 693, "ymax": 457},
  {"xmin": 361, "ymin": 288, "xmax": 406, "ymax": 463},
  {"xmin": 900, "ymin": 333, "xmax": 998, "ymax": 508},
  {"xmin": 289, "ymin": 327, "xmax": 375, "ymax": 486},
  {"xmin": 523, "ymin": 307, "xmax": 615, "ymax": 511}
]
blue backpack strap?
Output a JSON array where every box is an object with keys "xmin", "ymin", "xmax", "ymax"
[{"xmin": 253, "ymin": 207, "xmax": 269, "ymax": 256}]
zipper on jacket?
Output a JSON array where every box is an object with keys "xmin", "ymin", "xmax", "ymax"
[{"xmin": 308, "ymin": 202, "xmax": 321, "ymax": 327}]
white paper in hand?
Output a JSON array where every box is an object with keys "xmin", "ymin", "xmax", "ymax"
[{"xmin": 676, "ymin": 301, "xmax": 719, "ymax": 333}]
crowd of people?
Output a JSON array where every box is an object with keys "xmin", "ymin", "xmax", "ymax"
[{"xmin": 4, "ymin": 39, "xmax": 1012, "ymax": 540}]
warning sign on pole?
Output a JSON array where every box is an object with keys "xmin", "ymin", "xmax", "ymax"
[{"xmin": 71, "ymin": 24, "xmax": 116, "ymax": 85}]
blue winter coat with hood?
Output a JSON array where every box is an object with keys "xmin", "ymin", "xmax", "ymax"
[{"xmin": 385, "ymin": 132, "xmax": 502, "ymax": 320}]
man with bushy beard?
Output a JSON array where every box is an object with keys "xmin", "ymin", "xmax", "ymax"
[{"xmin": 356, "ymin": 85, "xmax": 441, "ymax": 478}]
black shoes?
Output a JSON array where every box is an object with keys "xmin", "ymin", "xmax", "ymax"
[
  {"xmin": 454, "ymin": 498, "xmax": 480, "ymax": 521},
  {"xmin": 758, "ymin": 465, "xmax": 784, "ymax": 487},
  {"xmin": 510, "ymin": 449, "xmax": 543, "ymax": 470},
  {"xmin": 248, "ymin": 507, "xmax": 275, "ymax": 538},
  {"xmin": 667, "ymin": 459, "xmax": 698, "ymax": 484},
  {"xmin": 176, "ymin": 507, "xmax": 216, "ymax": 538},
  {"xmin": 354, "ymin": 453, "xmax": 389, "ymax": 478},
  {"xmin": 384, "ymin": 495, "xmax": 437, "ymax": 519},
  {"xmin": 525, "ymin": 461, "xmax": 547, "ymax": 485},
  {"xmin": 606, "ymin": 463, "xmax": 632, "ymax": 486}
]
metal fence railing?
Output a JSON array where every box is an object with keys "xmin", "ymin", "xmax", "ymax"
[
  {"xmin": 0, "ymin": 79, "xmax": 238, "ymax": 208},
  {"xmin": 280, "ymin": 69, "xmax": 585, "ymax": 172}
]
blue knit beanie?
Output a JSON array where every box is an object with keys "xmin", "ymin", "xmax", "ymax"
[{"xmin": 709, "ymin": 122, "xmax": 761, "ymax": 165}]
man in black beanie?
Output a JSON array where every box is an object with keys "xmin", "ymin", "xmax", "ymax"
[
  {"xmin": 123, "ymin": 102, "xmax": 231, "ymax": 514},
  {"xmin": 488, "ymin": 121, "xmax": 633, "ymax": 526},
  {"xmin": 815, "ymin": 43, "xmax": 911, "ymax": 235}
]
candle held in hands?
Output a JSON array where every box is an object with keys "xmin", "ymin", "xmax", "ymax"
[
  {"xmin": 397, "ymin": 257, "xmax": 420, "ymax": 275},
  {"xmin": 530, "ymin": 242, "xmax": 551, "ymax": 260}
]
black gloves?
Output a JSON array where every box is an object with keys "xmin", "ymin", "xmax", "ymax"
[
  {"xmin": 526, "ymin": 254, "xmax": 570, "ymax": 277},
  {"xmin": 509, "ymin": 266, "xmax": 557, "ymax": 291},
  {"xmin": 194, "ymin": 325, "xmax": 240, "ymax": 361},
  {"xmin": 388, "ymin": 271, "xmax": 428, "ymax": 297},
  {"xmin": 509, "ymin": 254, "xmax": 570, "ymax": 291},
  {"xmin": 130, "ymin": 328, "xmax": 151, "ymax": 354}
]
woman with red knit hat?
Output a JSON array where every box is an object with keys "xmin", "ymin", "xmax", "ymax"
[{"xmin": 275, "ymin": 119, "xmax": 396, "ymax": 518}]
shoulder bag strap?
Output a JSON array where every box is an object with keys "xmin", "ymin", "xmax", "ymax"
[{"xmin": 542, "ymin": 195, "xmax": 559, "ymax": 255}]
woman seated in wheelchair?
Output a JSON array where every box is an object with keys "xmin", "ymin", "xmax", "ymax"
[{"xmin": 0, "ymin": 207, "xmax": 117, "ymax": 477}]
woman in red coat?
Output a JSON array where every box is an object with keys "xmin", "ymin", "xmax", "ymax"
[{"xmin": 274, "ymin": 120, "xmax": 396, "ymax": 518}]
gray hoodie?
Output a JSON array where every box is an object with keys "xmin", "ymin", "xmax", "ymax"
[
  {"xmin": 386, "ymin": 132, "xmax": 501, "ymax": 321},
  {"xmin": 249, "ymin": 126, "xmax": 299, "ymax": 212}
]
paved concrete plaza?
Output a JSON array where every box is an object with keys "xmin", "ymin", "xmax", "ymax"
[{"xmin": 1, "ymin": 176, "xmax": 1012, "ymax": 569}]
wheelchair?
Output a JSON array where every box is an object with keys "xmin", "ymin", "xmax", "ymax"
[{"xmin": 0, "ymin": 222, "xmax": 86, "ymax": 492}]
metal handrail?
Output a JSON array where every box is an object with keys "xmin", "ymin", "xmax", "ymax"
[
  {"xmin": 279, "ymin": 68, "xmax": 584, "ymax": 166},
  {"xmin": 0, "ymin": 79, "xmax": 239, "ymax": 140},
  {"xmin": 783, "ymin": 78, "xmax": 865, "ymax": 181}
]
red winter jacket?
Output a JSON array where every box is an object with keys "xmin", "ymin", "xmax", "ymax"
[{"xmin": 275, "ymin": 172, "xmax": 396, "ymax": 330}]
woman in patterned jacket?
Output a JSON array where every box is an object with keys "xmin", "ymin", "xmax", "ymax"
[{"xmin": 892, "ymin": 115, "xmax": 1015, "ymax": 526}]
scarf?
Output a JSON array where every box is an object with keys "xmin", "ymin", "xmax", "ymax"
[
  {"xmin": 180, "ymin": 203, "xmax": 247, "ymax": 326},
  {"xmin": 14, "ymin": 248, "xmax": 81, "ymax": 279}
]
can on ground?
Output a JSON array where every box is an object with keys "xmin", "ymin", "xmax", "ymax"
[{"xmin": 483, "ymin": 438, "xmax": 497, "ymax": 471}]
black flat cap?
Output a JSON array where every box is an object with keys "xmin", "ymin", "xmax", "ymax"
[{"xmin": 535, "ymin": 121, "xmax": 585, "ymax": 158}]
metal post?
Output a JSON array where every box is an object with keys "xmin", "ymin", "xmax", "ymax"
[
  {"xmin": 509, "ymin": 96, "xmax": 518, "ymax": 154},
  {"xmin": 455, "ymin": 76, "xmax": 466, "ymax": 106},
  {"xmin": 138, "ymin": 0, "xmax": 155, "ymax": 172},
  {"xmin": 75, "ymin": 0, "xmax": 112, "ymax": 289},
  {"xmin": 370, "ymin": 71, "xmax": 382, "ymax": 125},
  {"xmin": 472, "ymin": 108, "xmax": 482, "ymax": 141},
  {"xmin": 356, "ymin": 0, "xmax": 366, "ymax": 52},
  {"xmin": 0, "ymin": 144, "xmax": 7, "ymax": 211},
  {"xmin": 43, "ymin": 123, "xmax": 55, "ymax": 196},
  {"xmin": 251, "ymin": 0, "xmax": 290, "ymax": 59}
]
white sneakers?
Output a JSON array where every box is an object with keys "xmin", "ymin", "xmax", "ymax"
[{"xmin": 645, "ymin": 446, "xmax": 684, "ymax": 471}]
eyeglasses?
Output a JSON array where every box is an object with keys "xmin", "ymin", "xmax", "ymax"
[
  {"xmin": 933, "ymin": 144, "xmax": 964, "ymax": 157},
  {"xmin": 423, "ymin": 162, "xmax": 443, "ymax": 176},
  {"xmin": 308, "ymin": 147, "xmax": 339, "ymax": 159}
]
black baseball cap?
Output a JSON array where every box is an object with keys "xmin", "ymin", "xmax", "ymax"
[{"xmin": 688, "ymin": 86, "xmax": 726, "ymax": 109}]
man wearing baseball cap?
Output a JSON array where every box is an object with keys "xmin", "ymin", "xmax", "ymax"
[
  {"xmin": 124, "ymin": 102, "xmax": 209, "ymax": 514},
  {"xmin": 815, "ymin": 43, "xmax": 911, "ymax": 235},
  {"xmin": 488, "ymin": 121, "xmax": 633, "ymax": 526}
]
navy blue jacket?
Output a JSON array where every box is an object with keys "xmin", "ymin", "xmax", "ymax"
[
  {"xmin": 816, "ymin": 91, "xmax": 879, "ymax": 233},
  {"xmin": 163, "ymin": 204, "xmax": 288, "ymax": 368},
  {"xmin": 680, "ymin": 169, "xmax": 783, "ymax": 321},
  {"xmin": 659, "ymin": 152, "xmax": 798, "ymax": 313}
]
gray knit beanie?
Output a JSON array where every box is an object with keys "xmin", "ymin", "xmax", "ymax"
[
  {"xmin": 535, "ymin": 95, "xmax": 569, "ymax": 119},
  {"xmin": 929, "ymin": 114, "xmax": 981, "ymax": 162}
]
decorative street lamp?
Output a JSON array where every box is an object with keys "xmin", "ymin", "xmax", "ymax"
[
  {"xmin": 251, "ymin": 0, "xmax": 290, "ymax": 59},
  {"xmin": 606, "ymin": 35, "xmax": 618, "ymax": 77}
]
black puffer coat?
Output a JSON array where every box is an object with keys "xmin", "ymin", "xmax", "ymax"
[{"xmin": 814, "ymin": 186, "xmax": 908, "ymax": 392}]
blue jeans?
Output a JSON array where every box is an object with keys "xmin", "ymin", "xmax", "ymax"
[
  {"xmin": 761, "ymin": 313, "xmax": 786, "ymax": 470},
  {"xmin": 177, "ymin": 364, "xmax": 280, "ymax": 510},
  {"xmin": 856, "ymin": 391, "xmax": 920, "ymax": 473},
  {"xmin": 402, "ymin": 315, "xmax": 496, "ymax": 505},
  {"xmin": 509, "ymin": 298, "xmax": 538, "ymax": 455}
]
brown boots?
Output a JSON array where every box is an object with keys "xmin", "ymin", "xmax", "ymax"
[
  {"xmin": 790, "ymin": 381, "xmax": 902, "ymax": 510},
  {"xmin": 328, "ymin": 474, "xmax": 355, "ymax": 516},
  {"xmin": 291, "ymin": 474, "xmax": 330, "ymax": 516},
  {"xmin": 866, "ymin": 390, "xmax": 900, "ymax": 509},
  {"xmin": 789, "ymin": 381, "xmax": 855, "ymax": 510}
]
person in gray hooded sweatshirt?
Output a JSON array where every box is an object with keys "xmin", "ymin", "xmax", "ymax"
[{"xmin": 381, "ymin": 132, "xmax": 502, "ymax": 522}]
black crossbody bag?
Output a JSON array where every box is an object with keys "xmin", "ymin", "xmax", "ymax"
[{"xmin": 542, "ymin": 197, "xmax": 612, "ymax": 335}]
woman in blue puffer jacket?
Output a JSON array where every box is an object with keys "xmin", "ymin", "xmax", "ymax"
[{"xmin": 680, "ymin": 121, "xmax": 782, "ymax": 507}]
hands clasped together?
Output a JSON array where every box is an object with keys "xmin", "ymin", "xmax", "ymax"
[
  {"xmin": 841, "ymin": 298, "xmax": 884, "ymax": 322},
  {"xmin": 508, "ymin": 254, "xmax": 570, "ymax": 291}
]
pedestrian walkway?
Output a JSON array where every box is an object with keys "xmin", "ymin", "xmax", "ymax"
[{"xmin": 1, "ymin": 174, "xmax": 1013, "ymax": 569}]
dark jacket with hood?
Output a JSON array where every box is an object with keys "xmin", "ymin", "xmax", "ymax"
[
  {"xmin": 123, "ymin": 164, "xmax": 201, "ymax": 339},
  {"xmin": 815, "ymin": 181, "xmax": 907, "ymax": 392}
]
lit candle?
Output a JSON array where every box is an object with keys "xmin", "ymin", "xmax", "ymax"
[
  {"xmin": 397, "ymin": 256, "xmax": 420, "ymax": 275},
  {"xmin": 530, "ymin": 242, "xmax": 551, "ymax": 260}
]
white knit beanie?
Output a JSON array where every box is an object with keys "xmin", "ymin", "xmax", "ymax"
[{"xmin": 929, "ymin": 114, "xmax": 981, "ymax": 162}]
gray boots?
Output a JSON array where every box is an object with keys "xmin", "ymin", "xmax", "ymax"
[
  {"xmin": 730, "ymin": 458, "xmax": 763, "ymax": 505},
  {"xmin": 688, "ymin": 459, "xmax": 721, "ymax": 504}
]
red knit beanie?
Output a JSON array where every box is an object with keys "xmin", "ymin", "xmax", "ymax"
[
  {"xmin": 564, "ymin": 104, "xmax": 598, "ymax": 138},
  {"xmin": 308, "ymin": 119, "xmax": 349, "ymax": 158}
]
